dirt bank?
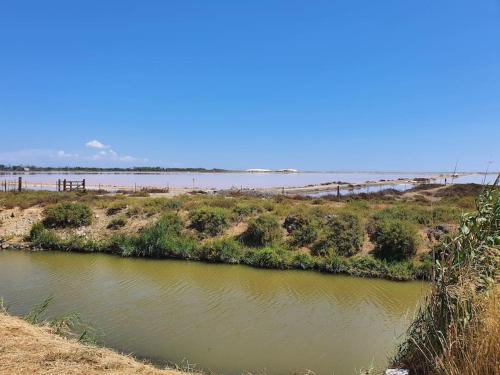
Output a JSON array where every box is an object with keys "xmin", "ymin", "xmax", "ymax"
[{"xmin": 0, "ymin": 312, "xmax": 187, "ymax": 375}]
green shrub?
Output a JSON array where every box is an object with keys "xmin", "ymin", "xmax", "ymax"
[
  {"xmin": 313, "ymin": 213, "xmax": 363, "ymax": 257},
  {"xmin": 284, "ymin": 213, "xmax": 319, "ymax": 247},
  {"xmin": 189, "ymin": 207, "xmax": 231, "ymax": 236},
  {"xmin": 242, "ymin": 214, "xmax": 282, "ymax": 247},
  {"xmin": 42, "ymin": 203, "xmax": 93, "ymax": 228},
  {"xmin": 199, "ymin": 238, "xmax": 244, "ymax": 263},
  {"xmin": 371, "ymin": 219, "xmax": 419, "ymax": 261},
  {"xmin": 29, "ymin": 222, "xmax": 60, "ymax": 248},
  {"xmin": 107, "ymin": 216, "xmax": 127, "ymax": 230}
]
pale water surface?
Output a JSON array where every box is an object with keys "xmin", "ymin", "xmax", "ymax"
[
  {"xmin": 1, "ymin": 171, "xmax": 495, "ymax": 191},
  {"xmin": 0, "ymin": 251, "xmax": 428, "ymax": 374}
]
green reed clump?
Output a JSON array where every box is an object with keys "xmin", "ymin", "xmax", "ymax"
[
  {"xmin": 42, "ymin": 203, "xmax": 93, "ymax": 228},
  {"xmin": 393, "ymin": 179, "xmax": 499, "ymax": 374},
  {"xmin": 242, "ymin": 214, "xmax": 282, "ymax": 247},
  {"xmin": 198, "ymin": 237, "xmax": 244, "ymax": 264},
  {"xmin": 132, "ymin": 213, "xmax": 198, "ymax": 258},
  {"xmin": 244, "ymin": 246, "xmax": 290, "ymax": 269},
  {"xmin": 189, "ymin": 206, "xmax": 231, "ymax": 236},
  {"xmin": 291, "ymin": 252, "xmax": 316, "ymax": 270}
]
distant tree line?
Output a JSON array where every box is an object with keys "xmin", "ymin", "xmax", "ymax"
[{"xmin": 0, "ymin": 165, "xmax": 230, "ymax": 173}]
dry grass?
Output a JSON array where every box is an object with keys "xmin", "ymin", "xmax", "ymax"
[
  {"xmin": 0, "ymin": 312, "xmax": 187, "ymax": 375},
  {"xmin": 434, "ymin": 287, "xmax": 500, "ymax": 375}
]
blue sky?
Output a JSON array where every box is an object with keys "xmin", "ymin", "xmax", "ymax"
[{"xmin": 0, "ymin": 0, "xmax": 499, "ymax": 171}]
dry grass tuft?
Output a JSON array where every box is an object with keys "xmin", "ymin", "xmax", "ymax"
[{"xmin": 0, "ymin": 312, "xmax": 187, "ymax": 375}]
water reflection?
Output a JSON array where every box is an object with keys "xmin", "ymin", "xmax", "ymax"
[{"xmin": 0, "ymin": 251, "xmax": 427, "ymax": 375}]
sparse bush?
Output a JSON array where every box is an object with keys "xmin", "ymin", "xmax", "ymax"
[
  {"xmin": 233, "ymin": 203, "xmax": 260, "ymax": 221},
  {"xmin": 106, "ymin": 202, "xmax": 127, "ymax": 216},
  {"xmin": 42, "ymin": 203, "xmax": 93, "ymax": 228},
  {"xmin": 242, "ymin": 214, "xmax": 282, "ymax": 247},
  {"xmin": 313, "ymin": 213, "xmax": 363, "ymax": 257},
  {"xmin": 107, "ymin": 216, "xmax": 127, "ymax": 230},
  {"xmin": 189, "ymin": 207, "xmax": 231, "ymax": 236},
  {"xmin": 126, "ymin": 206, "xmax": 140, "ymax": 217},
  {"xmin": 371, "ymin": 219, "xmax": 419, "ymax": 261}
]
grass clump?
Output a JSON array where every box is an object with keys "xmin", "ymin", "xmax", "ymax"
[
  {"xmin": 242, "ymin": 214, "xmax": 282, "ymax": 247},
  {"xmin": 313, "ymin": 213, "xmax": 363, "ymax": 257},
  {"xmin": 371, "ymin": 219, "xmax": 419, "ymax": 261},
  {"xmin": 42, "ymin": 203, "xmax": 93, "ymax": 228},
  {"xmin": 189, "ymin": 207, "xmax": 231, "ymax": 236},
  {"xmin": 373, "ymin": 204, "xmax": 433, "ymax": 226}
]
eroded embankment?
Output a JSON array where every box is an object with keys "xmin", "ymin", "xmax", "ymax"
[{"xmin": 0, "ymin": 312, "xmax": 187, "ymax": 375}]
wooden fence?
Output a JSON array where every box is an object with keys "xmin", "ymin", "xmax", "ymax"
[
  {"xmin": 2, "ymin": 177, "xmax": 23, "ymax": 192},
  {"xmin": 57, "ymin": 179, "xmax": 86, "ymax": 192}
]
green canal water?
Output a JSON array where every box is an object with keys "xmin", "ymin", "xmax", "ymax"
[{"xmin": 0, "ymin": 250, "xmax": 427, "ymax": 374}]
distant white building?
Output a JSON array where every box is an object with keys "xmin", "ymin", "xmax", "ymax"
[{"xmin": 277, "ymin": 169, "xmax": 299, "ymax": 173}]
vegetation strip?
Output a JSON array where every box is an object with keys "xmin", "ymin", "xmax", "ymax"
[{"xmin": 1, "ymin": 184, "xmax": 487, "ymax": 281}]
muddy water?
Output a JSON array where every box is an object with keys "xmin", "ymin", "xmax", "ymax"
[{"xmin": 0, "ymin": 250, "xmax": 427, "ymax": 374}]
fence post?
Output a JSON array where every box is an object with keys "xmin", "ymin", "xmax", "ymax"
[
  {"xmin": 63, "ymin": 179, "xmax": 67, "ymax": 191},
  {"xmin": 18, "ymin": 177, "xmax": 22, "ymax": 192},
  {"xmin": 337, "ymin": 185, "xmax": 340, "ymax": 199},
  {"xmin": 82, "ymin": 179, "xmax": 86, "ymax": 191}
]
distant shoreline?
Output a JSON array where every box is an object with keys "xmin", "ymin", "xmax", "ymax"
[{"xmin": 0, "ymin": 168, "xmax": 497, "ymax": 175}]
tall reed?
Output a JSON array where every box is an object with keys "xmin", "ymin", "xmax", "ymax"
[{"xmin": 393, "ymin": 177, "xmax": 499, "ymax": 374}]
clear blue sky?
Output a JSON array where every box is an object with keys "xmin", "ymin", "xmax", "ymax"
[{"xmin": 0, "ymin": 0, "xmax": 499, "ymax": 171}]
